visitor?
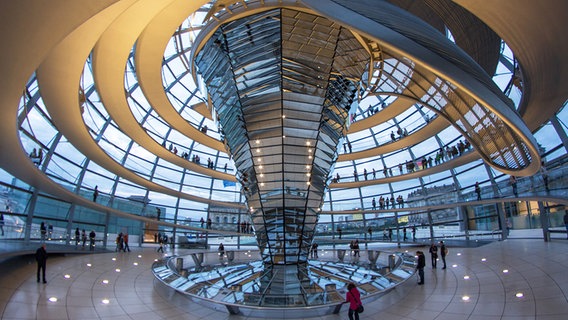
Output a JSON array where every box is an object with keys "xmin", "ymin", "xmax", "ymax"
[
  {"xmin": 428, "ymin": 243, "xmax": 438, "ymax": 268},
  {"xmin": 564, "ymin": 213, "xmax": 568, "ymax": 239},
  {"xmin": 123, "ymin": 232, "xmax": 131, "ymax": 252},
  {"xmin": 345, "ymin": 282, "xmax": 363, "ymax": 320},
  {"xmin": 311, "ymin": 242, "xmax": 318, "ymax": 259},
  {"xmin": 89, "ymin": 230, "xmax": 96, "ymax": 251},
  {"xmin": 93, "ymin": 185, "xmax": 99, "ymax": 202},
  {"xmin": 40, "ymin": 221, "xmax": 47, "ymax": 242},
  {"xmin": 0, "ymin": 212, "xmax": 4, "ymax": 236},
  {"xmin": 475, "ymin": 181, "xmax": 481, "ymax": 200},
  {"xmin": 218, "ymin": 243, "xmax": 225, "ymax": 259},
  {"xmin": 74, "ymin": 227, "xmax": 80, "ymax": 246},
  {"xmin": 115, "ymin": 233, "xmax": 124, "ymax": 252},
  {"xmin": 156, "ymin": 234, "xmax": 164, "ymax": 253},
  {"xmin": 35, "ymin": 244, "xmax": 48, "ymax": 283},
  {"xmin": 440, "ymin": 241, "xmax": 447, "ymax": 269},
  {"xmin": 81, "ymin": 229, "xmax": 87, "ymax": 248},
  {"xmin": 510, "ymin": 176, "xmax": 518, "ymax": 197},
  {"xmin": 416, "ymin": 251, "xmax": 425, "ymax": 285},
  {"xmin": 541, "ymin": 165, "xmax": 549, "ymax": 192}
]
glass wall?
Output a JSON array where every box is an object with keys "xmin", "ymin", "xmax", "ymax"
[{"xmin": 1, "ymin": 4, "xmax": 567, "ymax": 251}]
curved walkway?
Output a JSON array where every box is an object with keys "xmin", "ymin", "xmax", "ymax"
[
  {"xmin": 453, "ymin": 0, "xmax": 568, "ymax": 130},
  {"xmin": 1, "ymin": 239, "xmax": 567, "ymax": 319},
  {"xmin": 135, "ymin": 0, "xmax": 224, "ymax": 151},
  {"xmin": 322, "ymin": 191, "xmax": 568, "ymax": 215},
  {"xmin": 332, "ymin": 139, "xmax": 477, "ymax": 188}
]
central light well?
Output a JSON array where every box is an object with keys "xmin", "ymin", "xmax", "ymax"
[{"xmin": 194, "ymin": 8, "xmax": 369, "ymax": 293}]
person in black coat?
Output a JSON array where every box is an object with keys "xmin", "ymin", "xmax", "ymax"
[
  {"xmin": 40, "ymin": 222, "xmax": 47, "ymax": 242},
  {"xmin": 74, "ymin": 227, "xmax": 80, "ymax": 246},
  {"xmin": 428, "ymin": 243, "xmax": 438, "ymax": 268},
  {"xmin": 35, "ymin": 244, "xmax": 47, "ymax": 283},
  {"xmin": 89, "ymin": 230, "xmax": 96, "ymax": 251},
  {"xmin": 564, "ymin": 213, "xmax": 568, "ymax": 239},
  {"xmin": 440, "ymin": 241, "xmax": 447, "ymax": 269},
  {"xmin": 218, "ymin": 243, "xmax": 225, "ymax": 259},
  {"xmin": 0, "ymin": 212, "xmax": 4, "ymax": 236},
  {"xmin": 416, "ymin": 250, "xmax": 425, "ymax": 285}
]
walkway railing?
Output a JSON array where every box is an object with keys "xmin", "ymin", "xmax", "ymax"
[{"xmin": 152, "ymin": 248, "xmax": 416, "ymax": 317}]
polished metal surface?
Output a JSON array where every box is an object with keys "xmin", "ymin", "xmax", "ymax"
[
  {"xmin": 153, "ymin": 249, "xmax": 416, "ymax": 316},
  {"xmin": 193, "ymin": 8, "xmax": 368, "ymax": 273},
  {"xmin": 192, "ymin": 8, "xmax": 369, "ymax": 297}
]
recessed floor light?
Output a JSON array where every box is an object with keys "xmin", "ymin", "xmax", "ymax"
[
  {"xmin": 102, "ymin": 280, "xmax": 109, "ymax": 284},
  {"xmin": 137, "ymin": 255, "xmax": 142, "ymax": 258},
  {"xmin": 87, "ymin": 263, "xmax": 92, "ymax": 267},
  {"xmin": 102, "ymin": 299, "xmax": 110, "ymax": 304},
  {"xmin": 503, "ymin": 269, "xmax": 509, "ymax": 273},
  {"xmin": 133, "ymin": 262, "xmax": 138, "ymax": 266},
  {"xmin": 452, "ymin": 264, "xmax": 458, "ymax": 268},
  {"xmin": 463, "ymin": 275, "xmax": 470, "ymax": 280},
  {"xmin": 457, "ymin": 253, "xmax": 462, "ymax": 256},
  {"xmin": 515, "ymin": 292, "xmax": 524, "ymax": 298},
  {"xmin": 481, "ymin": 258, "xmax": 486, "ymax": 262},
  {"xmin": 48, "ymin": 297, "xmax": 58, "ymax": 302},
  {"xmin": 64, "ymin": 274, "xmax": 71, "ymax": 279},
  {"xmin": 462, "ymin": 296, "xmax": 470, "ymax": 301},
  {"xmin": 115, "ymin": 268, "xmax": 121, "ymax": 272}
]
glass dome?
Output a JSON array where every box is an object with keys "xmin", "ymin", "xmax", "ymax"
[{"xmin": 1, "ymin": 0, "xmax": 567, "ymax": 274}]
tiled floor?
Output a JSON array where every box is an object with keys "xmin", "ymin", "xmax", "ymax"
[{"xmin": 0, "ymin": 238, "xmax": 567, "ymax": 319}]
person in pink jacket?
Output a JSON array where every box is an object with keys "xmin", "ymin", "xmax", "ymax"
[{"xmin": 345, "ymin": 282, "xmax": 363, "ymax": 320}]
